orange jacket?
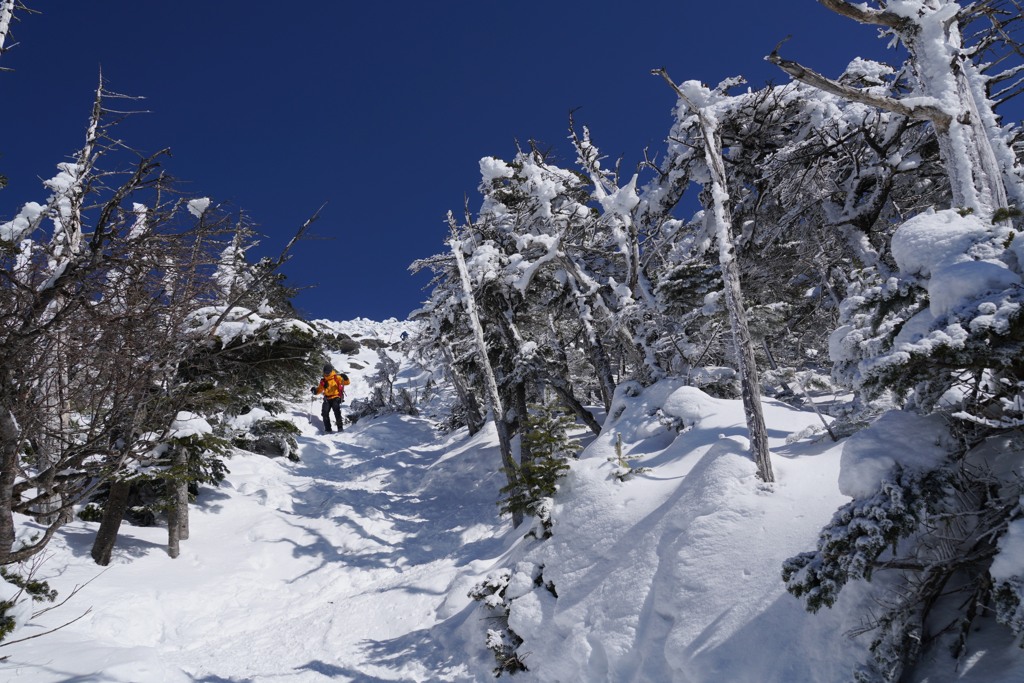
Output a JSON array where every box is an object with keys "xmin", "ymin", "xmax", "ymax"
[{"xmin": 316, "ymin": 371, "xmax": 350, "ymax": 399}]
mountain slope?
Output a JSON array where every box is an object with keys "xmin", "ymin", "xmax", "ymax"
[
  {"xmin": 2, "ymin": 320, "xmax": 1021, "ymax": 682},
  {"xmin": 2, "ymin": 321, "xmax": 506, "ymax": 681}
]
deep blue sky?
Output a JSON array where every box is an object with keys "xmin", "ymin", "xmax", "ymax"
[{"xmin": 0, "ymin": 2, "xmax": 982, "ymax": 322}]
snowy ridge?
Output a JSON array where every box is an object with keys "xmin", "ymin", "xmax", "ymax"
[{"xmin": 309, "ymin": 317, "xmax": 412, "ymax": 344}]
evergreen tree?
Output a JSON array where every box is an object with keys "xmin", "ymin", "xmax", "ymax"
[
  {"xmin": 774, "ymin": 3, "xmax": 1024, "ymax": 679},
  {"xmin": 498, "ymin": 401, "xmax": 577, "ymax": 538}
]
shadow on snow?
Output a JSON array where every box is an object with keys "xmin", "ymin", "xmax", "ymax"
[{"xmin": 275, "ymin": 412, "xmax": 510, "ymax": 574}]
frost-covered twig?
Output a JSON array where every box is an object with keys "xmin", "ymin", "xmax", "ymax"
[
  {"xmin": 0, "ymin": 608, "xmax": 92, "ymax": 647},
  {"xmin": 31, "ymin": 569, "xmax": 106, "ymax": 619}
]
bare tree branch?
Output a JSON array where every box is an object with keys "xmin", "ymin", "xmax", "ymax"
[
  {"xmin": 206, "ymin": 203, "xmax": 324, "ymax": 337},
  {"xmin": 0, "ymin": 608, "xmax": 92, "ymax": 647},
  {"xmin": 817, "ymin": 0, "xmax": 907, "ymax": 29},
  {"xmin": 765, "ymin": 46, "xmax": 953, "ymax": 132}
]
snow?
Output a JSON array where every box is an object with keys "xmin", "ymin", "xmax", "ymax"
[
  {"xmin": 928, "ymin": 259, "xmax": 1020, "ymax": 317},
  {"xmin": 479, "ymin": 156, "xmax": 513, "ymax": 183},
  {"xmin": 187, "ymin": 197, "xmax": 211, "ymax": 217},
  {"xmin": 836, "ymin": 410, "xmax": 953, "ymax": 498},
  {"xmin": 0, "ymin": 575, "xmax": 33, "ymax": 635},
  {"xmin": 890, "ymin": 209, "xmax": 992, "ymax": 278},
  {"xmin": 842, "ymin": 57, "xmax": 895, "ymax": 86},
  {"xmin": 889, "ymin": 209, "xmax": 1020, "ymax": 321},
  {"xmin": 596, "ymin": 173, "xmax": 640, "ymax": 219},
  {"xmin": 167, "ymin": 411, "xmax": 213, "ymax": 439},
  {"xmin": 0, "ymin": 201, "xmax": 44, "ymax": 243},
  {"xmin": 841, "ymin": 208, "xmax": 1024, "ymax": 379},
  {"xmin": 1, "ymin": 321, "xmax": 1021, "ymax": 682},
  {"xmin": 502, "ymin": 381, "xmax": 866, "ymax": 683},
  {"xmin": 188, "ymin": 305, "xmax": 317, "ymax": 346},
  {"xmin": 128, "ymin": 202, "xmax": 149, "ymax": 240},
  {"xmin": 992, "ymin": 516, "xmax": 1024, "ymax": 583}
]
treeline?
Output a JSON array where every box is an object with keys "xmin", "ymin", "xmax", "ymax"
[{"xmin": 410, "ymin": 2, "xmax": 1024, "ymax": 680}]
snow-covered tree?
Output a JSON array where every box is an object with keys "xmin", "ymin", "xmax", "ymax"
[
  {"xmin": 771, "ymin": 0, "xmax": 1023, "ymax": 221},
  {"xmin": 0, "ymin": 82, "xmax": 317, "ymax": 568},
  {"xmin": 0, "ymin": 1, "xmax": 25, "ymax": 61},
  {"xmin": 651, "ymin": 71, "xmax": 774, "ymax": 481},
  {"xmin": 348, "ymin": 347, "xmax": 418, "ymax": 420},
  {"xmin": 774, "ymin": 3, "xmax": 1024, "ymax": 678},
  {"xmin": 414, "ymin": 142, "xmax": 655, "ymax": 522},
  {"xmin": 407, "ymin": 261, "xmax": 487, "ymax": 435},
  {"xmin": 448, "ymin": 227, "xmax": 523, "ymax": 525}
]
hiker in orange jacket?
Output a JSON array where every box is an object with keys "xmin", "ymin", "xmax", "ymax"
[{"xmin": 311, "ymin": 363, "xmax": 350, "ymax": 433}]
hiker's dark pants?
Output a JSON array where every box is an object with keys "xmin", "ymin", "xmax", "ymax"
[{"xmin": 322, "ymin": 397, "xmax": 343, "ymax": 431}]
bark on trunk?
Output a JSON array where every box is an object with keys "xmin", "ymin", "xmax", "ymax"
[
  {"xmin": 450, "ymin": 237, "xmax": 523, "ymax": 526},
  {"xmin": 91, "ymin": 478, "xmax": 131, "ymax": 566},
  {"xmin": 35, "ymin": 348, "xmax": 70, "ymax": 525},
  {"xmin": 167, "ymin": 446, "xmax": 189, "ymax": 558},
  {"xmin": 578, "ymin": 311, "xmax": 616, "ymax": 412},
  {"xmin": 0, "ymin": 0, "xmax": 14, "ymax": 56},
  {"xmin": 512, "ymin": 381, "xmax": 530, "ymax": 467},
  {"xmin": 549, "ymin": 383, "xmax": 603, "ymax": 436},
  {"xmin": 445, "ymin": 355, "xmax": 485, "ymax": 436},
  {"xmin": 654, "ymin": 69, "xmax": 775, "ymax": 483},
  {"xmin": 0, "ymin": 405, "xmax": 20, "ymax": 564},
  {"xmin": 720, "ymin": 250, "xmax": 775, "ymax": 483},
  {"xmin": 560, "ymin": 256, "xmax": 617, "ymax": 410},
  {"xmin": 167, "ymin": 513, "xmax": 180, "ymax": 558},
  {"xmin": 545, "ymin": 319, "xmax": 603, "ymax": 435}
]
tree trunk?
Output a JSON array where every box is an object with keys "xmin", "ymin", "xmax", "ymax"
[
  {"xmin": 584, "ymin": 328, "xmax": 617, "ymax": 413},
  {"xmin": 545, "ymin": 318, "xmax": 603, "ymax": 435},
  {"xmin": 35, "ymin": 346, "xmax": 71, "ymax": 525},
  {"xmin": 549, "ymin": 382, "xmax": 603, "ymax": 436},
  {"xmin": 894, "ymin": 3, "xmax": 1010, "ymax": 217},
  {"xmin": 167, "ymin": 514, "xmax": 180, "ymax": 558},
  {"xmin": 450, "ymin": 237, "xmax": 523, "ymax": 526},
  {"xmin": 444, "ymin": 354, "xmax": 485, "ymax": 436},
  {"xmin": 0, "ymin": 0, "xmax": 14, "ymax": 57},
  {"xmin": 0, "ymin": 404, "xmax": 20, "ymax": 565},
  {"xmin": 91, "ymin": 478, "xmax": 131, "ymax": 566},
  {"xmin": 719, "ymin": 239, "xmax": 774, "ymax": 483},
  {"xmin": 654, "ymin": 70, "xmax": 775, "ymax": 483},
  {"xmin": 512, "ymin": 381, "xmax": 530, "ymax": 466},
  {"xmin": 560, "ymin": 256, "xmax": 617, "ymax": 410},
  {"xmin": 167, "ymin": 446, "xmax": 189, "ymax": 558}
]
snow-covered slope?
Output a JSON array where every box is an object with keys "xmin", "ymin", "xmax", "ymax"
[
  {"xmin": 492, "ymin": 382, "xmax": 865, "ymax": 682},
  {"xmin": 1, "ymin": 321, "xmax": 1021, "ymax": 682},
  {"xmin": 2, "ymin": 320, "xmax": 509, "ymax": 682}
]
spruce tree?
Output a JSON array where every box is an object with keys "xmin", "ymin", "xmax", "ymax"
[{"xmin": 499, "ymin": 402, "xmax": 576, "ymax": 537}]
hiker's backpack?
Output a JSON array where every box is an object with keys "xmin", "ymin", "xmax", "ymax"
[{"xmin": 330, "ymin": 372, "xmax": 350, "ymax": 400}]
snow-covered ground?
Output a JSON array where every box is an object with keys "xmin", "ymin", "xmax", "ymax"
[{"xmin": 1, "ymin": 320, "xmax": 1021, "ymax": 682}]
